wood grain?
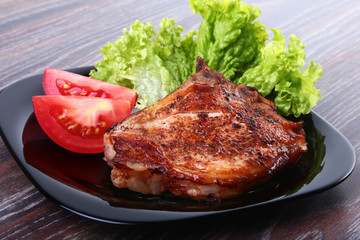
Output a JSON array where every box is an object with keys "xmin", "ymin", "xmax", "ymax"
[{"xmin": 1, "ymin": 0, "xmax": 359, "ymax": 239}]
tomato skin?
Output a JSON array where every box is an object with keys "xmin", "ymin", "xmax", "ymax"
[
  {"xmin": 43, "ymin": 68, "xmax": 137, "ymax": 107},
  {"xmin": 32, "ymin": 95, "xmax": 132, "ymax": 154}
]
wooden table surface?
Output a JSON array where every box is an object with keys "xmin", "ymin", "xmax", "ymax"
[{"xmin": 1, "ymin": 0, "xmax": 359, "ymax": 239}]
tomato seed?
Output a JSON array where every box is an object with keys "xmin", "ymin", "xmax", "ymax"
[
  {"xmin": 63, "ymin": 84, "xmax": 71, "ymax": 89},
  {"xmin": 86, "ymin": 128, "xmax": 92, "ymax": 136}
]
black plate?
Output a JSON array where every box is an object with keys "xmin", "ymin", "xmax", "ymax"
[{"xmin": 0, "ymin": 67, "xmax": 356, "ymax": 224}]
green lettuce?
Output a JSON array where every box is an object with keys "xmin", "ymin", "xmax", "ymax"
[
  {"xmin": 154, "ymin": 19, "xmax": 197, "ymax": 85},
  {"xmin": 189, "ymin": 0, "xmax": 268, "ymax": 79},
  {"xmin": 90, "ymin": 18, "xmax": 196, "ymax": 109},
  {"xmin": 235, "ymin": 29, "xmax": 322, "ymax": 117},
  {"xmin": 90, "ymin": 0, "xmax": 322, "ymax": 116}
]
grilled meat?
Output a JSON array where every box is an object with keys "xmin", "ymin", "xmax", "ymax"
[{"xmin": 104, "ymin": 57, "xmax": 307, "ymax": 200}]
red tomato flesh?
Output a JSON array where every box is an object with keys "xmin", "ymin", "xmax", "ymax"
[
  {"xmin": 33, "ymin": 95, "xmax": 132, "ymax": 154},
  {"xmin": 43, "ymin": 68, "xmax": 137, "ymax": 107}
]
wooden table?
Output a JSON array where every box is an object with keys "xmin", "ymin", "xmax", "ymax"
[{"xmin": 1, "ymin": 0, "xmax": 359, "ymax": 239}]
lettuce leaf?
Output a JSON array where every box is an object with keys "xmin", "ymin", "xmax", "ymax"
[
  {"xmin": 154, "ymin": 19, "xmax": 197, "ymax": 85},
  {"xmin": 90, "ymin": 18, "xmax": 196, "ymax": 109},
  {"xmin": 91, "ymin": 0, "xmax": 322, "ymax": 116},
  {"xmin": 189, "ymin": 0, "xmax": 268, "ymax": 79},
  {"xmin": 236, "ymin": 29, "xmax": 322, "ymax": 117}
]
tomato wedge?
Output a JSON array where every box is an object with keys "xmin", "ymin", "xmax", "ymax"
[
  {"xmin": 32, "ymin": 95, "xmax": 132, "ymax": 154},
  {"xmin": 43, "ymin": 68, "xmax": 137, "ymax": 107}
]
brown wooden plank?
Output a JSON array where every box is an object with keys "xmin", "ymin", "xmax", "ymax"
[{"xmin": 1, "ymin": 0, "xmax": 359, "ymax": 239}]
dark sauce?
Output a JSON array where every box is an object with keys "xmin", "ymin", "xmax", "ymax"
[{"xmin": 22, "ymin": 113, "xmax": 325, "ymax": 212}]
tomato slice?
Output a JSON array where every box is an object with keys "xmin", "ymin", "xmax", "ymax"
[
  {"xmin": 43, "ymin": 68, "xmax": 137, "ymax": 107},
  {"xmin": 33, "ymin": 95, "xmax": 132, "ymax": 154}
]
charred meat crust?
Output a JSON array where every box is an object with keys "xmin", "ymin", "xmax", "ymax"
[{"xmin": 104, "ymin": 57, "xmax": 307, "ymax": 200}]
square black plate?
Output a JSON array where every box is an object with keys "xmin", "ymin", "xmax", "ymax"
[{"xmin": 0, "ymin": 67, "xmax": 356, "ymax": 224}]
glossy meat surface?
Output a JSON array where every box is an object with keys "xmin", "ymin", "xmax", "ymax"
[{"xmin": 104, "ymin": 57, "xmax": 307, "ymax": 200}]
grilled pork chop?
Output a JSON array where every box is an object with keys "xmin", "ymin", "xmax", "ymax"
[{"xmin": 104, "ymin": 57, "xmax": 307, "ymax": 200}]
